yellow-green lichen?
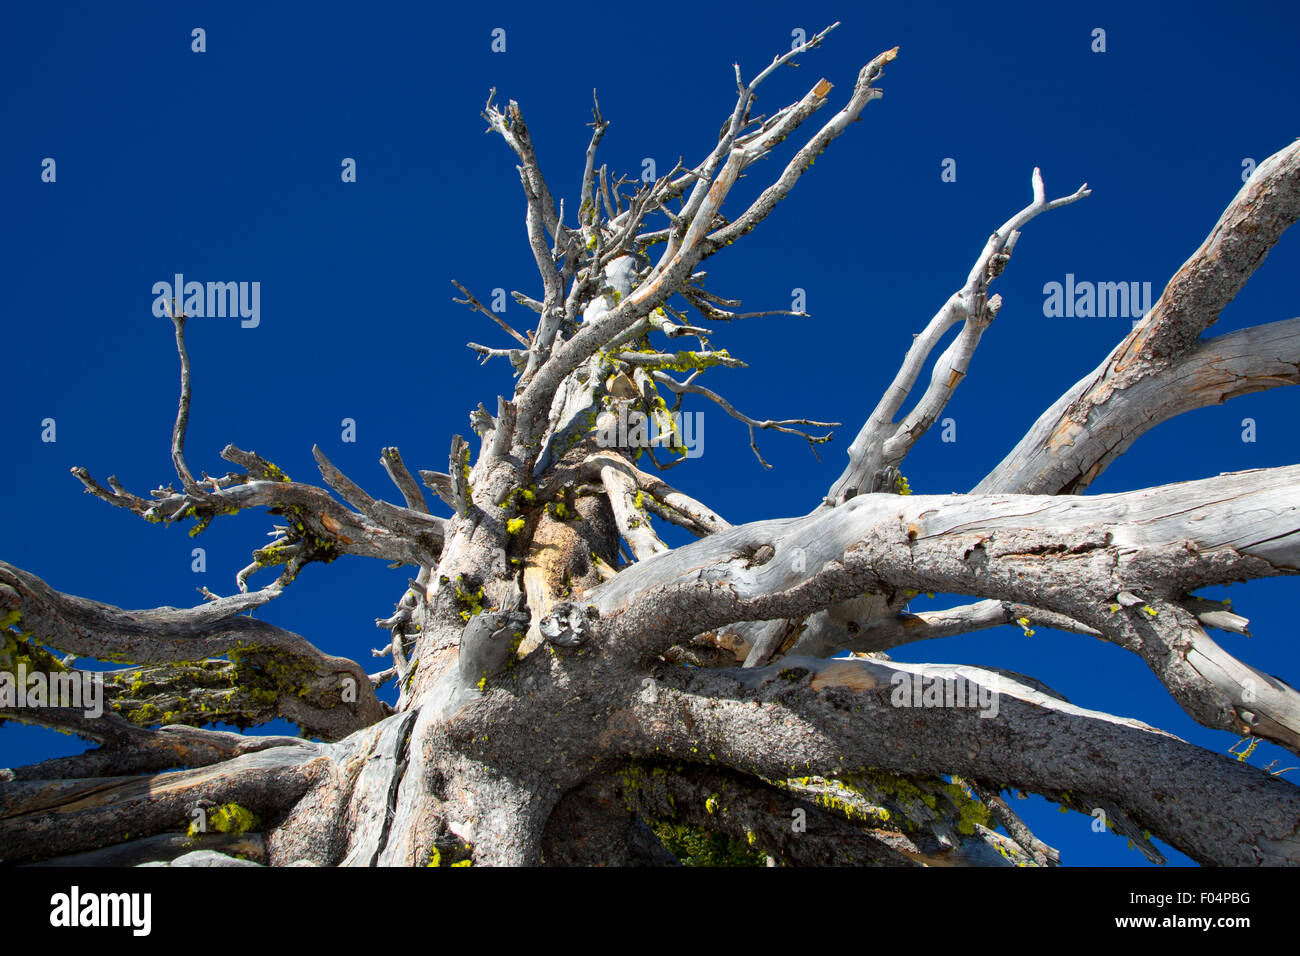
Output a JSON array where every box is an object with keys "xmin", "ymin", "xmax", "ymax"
[
  {"xmin": 650, "ymin": 822, "xmax": 765, "ymax": 867},
  {"xmin": 188, "ymin": 802, "xmax": 260, "ymax": 837},
  {"xmin": 454, "ymin": 578, "xmax": 486, "ymax": 622}
]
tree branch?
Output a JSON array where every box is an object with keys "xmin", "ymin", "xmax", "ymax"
[
  {"xmin": 829, "ymin": 168, "xmax": 1090, "ymax": 503},
  {"xmin": 978, "ymin": 138, "xmax": 1300, "ymax": 496},
  {"xmin": 618, "ymin": 658, "xmax": 1300, "ymax": 865},
  {"xmin": 0, "ymin": 743, "xmax": 328, "ymax": 864},
  {"xmin": 591, "ymin": 466, "xmax": 1300, "ymax": 749}
]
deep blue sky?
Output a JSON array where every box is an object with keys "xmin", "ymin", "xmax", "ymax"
[{"xmin": 3, "ymin": 0, "xmax": 1299, "ymax": 866}]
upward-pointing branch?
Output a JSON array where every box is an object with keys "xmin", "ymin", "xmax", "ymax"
[
  {"xmin": 166, "ymin": 303, "xmax": 203, "ymax": 498},
  {"xmin": 828, "ymin": 167, "xmax": 1090, "ymax": 504},
  {"xmin": 978, "ymin": 138, "xmax": 1300, "ymax": 496}
]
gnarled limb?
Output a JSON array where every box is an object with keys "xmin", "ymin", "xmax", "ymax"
[
  {"xmin": 978, "ymin": 139, "xmax": 1300, "ymax": 496},
  {"xmin": 618, "ymin": 657, "xmax": 1300, "ymax": 865},
  {"xmin": 829, "ymin": 168, "xmax": 1090, "ymax": 504},
  {"xmin": 74, "ymin": 455, "xmax": 443, "ymax": 577},
  {"xmin": 0, "ymin": 561, "xmax": 386, "ymax": 738},
  {"xmin": 75, "ymin": 289, "xmax": 447, "ymax": 587},
  {"xmin": 592, "ymin": 466, "xmax": 1300, "ymax": 751},
  {"xmin": 0, "ymin": 743, "xmax": 329, "ymax": 864},
  {"xmin": 1, "ymin": 716, "xmax": 317, "ymax": 782},
  {"xmin": 978, "ymin": 314, "xmax": 1300, "ymax": 496}
]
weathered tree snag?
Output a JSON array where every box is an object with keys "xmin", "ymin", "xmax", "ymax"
[{"xmin": 4, "ymin": 30, "xmax": 1300, "ymax": 868}]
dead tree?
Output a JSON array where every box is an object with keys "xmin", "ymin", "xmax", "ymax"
[{"xmin": 4, "ymin": 25, "xmax": 1300, "ymax": 867}]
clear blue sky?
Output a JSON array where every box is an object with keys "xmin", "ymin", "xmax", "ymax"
[{"xmin": 3, "ymin": 0, "xmax": 1298, "ymax": 866}]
